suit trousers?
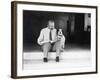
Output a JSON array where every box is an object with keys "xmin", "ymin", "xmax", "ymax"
[{"xmin": 42, "ymin": 41, "xmax": 61, "ymax": 58}]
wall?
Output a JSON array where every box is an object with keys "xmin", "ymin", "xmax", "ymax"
[
  {"xmin": 84, "ymin": 14, "xmax": 91, "ymax": 31},
  {"xmin": 0, "ymin": 0, "xmax": 100, "ymax": 80}
]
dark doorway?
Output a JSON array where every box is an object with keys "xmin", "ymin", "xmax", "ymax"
[
  {"xmin": 74, "ymin": 13, "xmax": 85, "ymax": 44},
  {"xmin": 75, "ymin": 13, "xmax": 84, "ymax": 32}
]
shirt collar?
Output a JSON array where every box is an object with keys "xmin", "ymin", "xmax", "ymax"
[{"xmin": 47, "ymin": 27, "xmax": 55, "ymax": 30}]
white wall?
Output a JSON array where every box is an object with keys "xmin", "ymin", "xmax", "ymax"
[
  {"xmin": 84, "ymin": 14, "xmax": 91, "ymax": 31},
  {"xmin": 0, "ymin": 0, "xmax": 100, "ymax": 80}
]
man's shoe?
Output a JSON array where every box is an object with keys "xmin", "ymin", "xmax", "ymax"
[
  {"xmin": 43, "ymin": 58, "xmax": 48, "ymax": 62},
  {"xmin": 56, "ymin": 56, "xmax": 59, "ymax": 62}
]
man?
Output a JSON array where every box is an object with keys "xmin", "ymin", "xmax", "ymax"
[{"xmin": 37, "ymin": 20, "xmax": 62, "ymax": 62}]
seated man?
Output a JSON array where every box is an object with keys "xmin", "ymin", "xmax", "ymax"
[{"xmin": 37, "ymin": 20, "xmax": 65, "ymax": 62}]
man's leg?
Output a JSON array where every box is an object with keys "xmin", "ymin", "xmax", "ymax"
[
  {"xmin": 53, "ymin": 41, "xmax": 61, "ymax": 62},
  {"xmin": 42, "ymin": 42, "xmax": 51, "ymax": 62}
]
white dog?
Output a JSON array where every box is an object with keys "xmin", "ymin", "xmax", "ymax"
[{"xmin": 57, "ymin": 29, "xmax": 65, "ymax": 51}]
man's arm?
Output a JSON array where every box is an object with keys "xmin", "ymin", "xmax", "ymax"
[{"xmin": 37, "ymin": 29, "xmax": 44, "ymax": 45}]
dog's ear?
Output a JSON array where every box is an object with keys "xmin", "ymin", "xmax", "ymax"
[
  {"xmin": 61, "ymin": 29, "xmax": 64, "ymax": 35},
  {"xmin": 57, "ymin": 29, "xmax": 59, "ymax": 33}
]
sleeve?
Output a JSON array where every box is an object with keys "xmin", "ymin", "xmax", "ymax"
[
  {"xmin": 55, "ymin": 29, "xmax": 58, "ymax": 41},
  {"xmin": 37, "ymin": 29, "xmax": 44, "ymax": 45}
]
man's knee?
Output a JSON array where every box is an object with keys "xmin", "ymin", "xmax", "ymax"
[
  {"xmin": 56, "ymin": 41, "xmax": 61, "ymax": 49},
  {"xmin": 42, "ymin": 42, "xmax": 51, "ymax": 52},
  {"xmin": 52, "ymin": 41, "xmax": 60, "ymax": 51}
]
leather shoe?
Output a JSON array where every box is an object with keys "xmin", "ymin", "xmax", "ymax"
[
  {"xmin": 56, "ymin": 56, "xmax": 59, "ymax": 62},
  {"xmin": 43, "ymin": 58, "xmax": 48, "ymax": 62}
]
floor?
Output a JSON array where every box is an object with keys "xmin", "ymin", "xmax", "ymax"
[{"xmin": 23, "ymin": 48, "xmax": 91, "ymax": 70}]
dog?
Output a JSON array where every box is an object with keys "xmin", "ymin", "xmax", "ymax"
[{"xmin": 57, "ymin": 29, "xmax": 65, "ymax": 51}]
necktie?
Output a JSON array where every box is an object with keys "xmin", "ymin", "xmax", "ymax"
[{"xmin": 49, "ymin": 29, "xmax": 52, "ymax": 41}]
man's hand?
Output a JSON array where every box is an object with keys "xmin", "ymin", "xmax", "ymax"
[
  {"xmin": 50, "ymin": 40, "xmax": 54, "ymax": 43},
  {"xmin": 39, "ymin": 41, "xmax": 50, "ymax": 45},
  {"xmin": 39, "ymin": 42, "xmax": 44, "ymax": 45}
]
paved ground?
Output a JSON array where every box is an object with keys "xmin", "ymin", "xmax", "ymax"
[{"xmin": 23, "ymin": 49, "xmax": 91, "ymax": 70}]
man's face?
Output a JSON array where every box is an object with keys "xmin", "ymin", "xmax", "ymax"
[{"xmin": 48, "ymin": 21, "xmax": 55, "ymax": 29}]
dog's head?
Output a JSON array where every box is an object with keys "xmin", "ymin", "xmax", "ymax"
[{"xmin": 58, "ymin": 29, "xmax": 63, "ymax": 36}]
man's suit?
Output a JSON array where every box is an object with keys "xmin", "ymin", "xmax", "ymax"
[{"xmin": 37, "ymin": 27, "xmax": 63, "ymax": 58}]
